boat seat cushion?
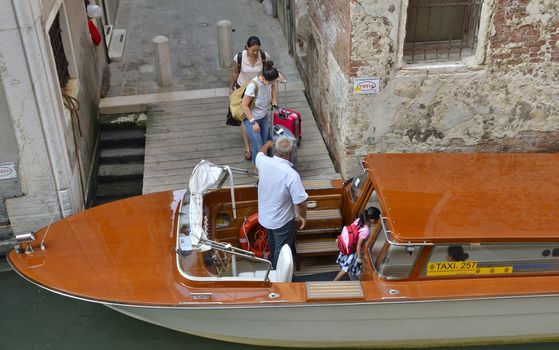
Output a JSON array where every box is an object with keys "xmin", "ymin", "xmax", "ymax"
[
  {"xmin": 274, "ymin": 244, "xmax": 294, "ymax": 282},
  {"xmin": 237, "ymin": 245, "xmax": 293, "ymax": 282}
]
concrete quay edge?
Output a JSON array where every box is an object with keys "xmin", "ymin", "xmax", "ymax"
[{"xmin": 100, "ymin": 81, "xmax": 306, "ymax": 115}]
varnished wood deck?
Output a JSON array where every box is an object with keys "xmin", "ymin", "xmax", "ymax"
[{"xmin": 143, "ymin": 89, "xmax": 339, "ymax": 194}]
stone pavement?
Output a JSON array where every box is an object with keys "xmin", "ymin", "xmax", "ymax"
[{"xmin": 108, "ymin": 0, "xmax": 302, "ymax": 97}]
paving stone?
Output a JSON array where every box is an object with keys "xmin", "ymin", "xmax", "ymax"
[{"xmin": 107, "ymin": 0, "xmax": 302, "ymax": 97}]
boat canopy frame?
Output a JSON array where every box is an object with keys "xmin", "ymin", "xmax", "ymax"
[{"xmin": 176, "ymin": 160, "xmax": 273, "ymax": 282}]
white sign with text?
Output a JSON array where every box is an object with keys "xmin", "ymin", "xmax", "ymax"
[
  {"xmin": 0, "ymin": 162, "xmax": 17, "ymax": 180},
  {"xmin": 353, "ymin": 77, "xmax": 380, "ymax": 94}
]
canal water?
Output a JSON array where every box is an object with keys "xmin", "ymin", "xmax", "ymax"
[{"xmin": 1, "ymin": 270, "xmax": 558, "ymax": 350}]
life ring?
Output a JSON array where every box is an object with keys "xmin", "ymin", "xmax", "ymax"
[{"xmin": 240, "ymin": 213, "xmax": 270, "ymax": 259}]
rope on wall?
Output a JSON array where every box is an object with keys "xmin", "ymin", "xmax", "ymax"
[{"xmin": 61, "ymin": 93, "xmax": 83, "ymax": 137}]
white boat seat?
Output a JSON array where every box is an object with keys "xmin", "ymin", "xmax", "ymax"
[
  {"xmin": 273, "ymin": 244, "xmax": 294, "ymax": 282},
  {"xmin": 238, "ymin": 244, "xmax": 293, "ymax": 282}
]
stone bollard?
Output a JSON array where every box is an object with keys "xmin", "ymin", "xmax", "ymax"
[
  {"xmin": 263, "ymin": 0, "xmax": 273, "ymax": 16},
  {"xmin": 152, "ymin": 35, "xmax": 173, "ymax": 87},
  {"xmin": 217, "ymin": 20, "xmax": 233, "ymax": 69}
]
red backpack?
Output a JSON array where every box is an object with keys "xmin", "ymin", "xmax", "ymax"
[{"xmin": 337, "ymin": 223, "xmax": 360, "ymax": 256}]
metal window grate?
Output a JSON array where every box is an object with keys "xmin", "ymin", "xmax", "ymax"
[
  {"xmin": 48, "ymin": 13, "xmax": 70, "ymax": 88},
  {"xmin": 404, "ymin": 0, "xmax": 483, "ymax": 63}
]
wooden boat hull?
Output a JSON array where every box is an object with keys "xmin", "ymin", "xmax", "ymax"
[
  {"xmin": 8, "ymin": 154, "xmax": 559, "ymax": 347},
  {"xmin": 107, "ymin": 294, "xmax": 559, "ymax": 348}
]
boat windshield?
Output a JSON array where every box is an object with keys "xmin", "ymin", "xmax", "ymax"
[
  {"xmin": 349, "ymin": 171, "xmax": 368, "ymax": 203},
  {"xmin": 368, "ymin": 218, "xmax": 424, "ymax": 280}
]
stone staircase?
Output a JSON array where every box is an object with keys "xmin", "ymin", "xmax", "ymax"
[
  {"xmin": 93, "ymin": 127, "xmax": 146, "ymax": 206},
  {"xmin": 0, "ymin": 224, "xmax": 14, "ymax": 271}
]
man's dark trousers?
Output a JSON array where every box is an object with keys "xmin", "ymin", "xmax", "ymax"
[{"xmin": 266, "ymin": 219, "xmax": 295, "ymax": 268}]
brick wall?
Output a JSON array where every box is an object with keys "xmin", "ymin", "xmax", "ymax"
[{"xmin": 490, "ymin": 0, "xmax": 559, "ymax": 70}]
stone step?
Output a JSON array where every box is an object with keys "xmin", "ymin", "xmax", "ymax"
[
  {"xmin": 0, "ymin": 238, "xmax": 16, "ymax": 257},
  {"xmin": 97, "ymin": 163, "xmax": 144, "ymax": 182},
  {"xmin": 100, "ymin": 147, "xmax": 145, "ymax": 164},
  {"xmin": 95, "ymin": 180, "xmax": 143, "ymax": 197},
  {"xmin": 0, "ymin": 257, "xmax": 12, "ymax": 272},
  {"xmin": 98, "ymin": 112, "xmax": 148, "ymax": 129},
  {"xmin": 100, "ymin": 129, "xmax": 145, "ymax": 147},
  {"xmin": 93, "ymin": 195, "xmax": 134, "ymax": 207},
  {"xmin": 99, "ymin": 83, "xmax": 305, "ymax": 115},
  {"xmin": 0, "ymin": 225, "xmax": 12, "ymax": 240}
]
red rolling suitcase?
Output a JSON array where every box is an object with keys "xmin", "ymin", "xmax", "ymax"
[
  {"xmin": 273, "ymin": 108, "xmax": 301, "ymax": 146},
  {"xmin": 273, "ymin": 80, "xmax": 302, "ymax": 145}
]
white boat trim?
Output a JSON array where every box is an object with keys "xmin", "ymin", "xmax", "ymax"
[{"xmin": 11, "ymin": 261, "xmax": 559, "ymax": 309}]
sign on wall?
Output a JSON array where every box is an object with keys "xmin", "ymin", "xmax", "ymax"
[
  {"xmin": 0, "ymin": 162, "xmax": 17, "ymax": 180},
  {"xmin": 353, "ymin": 77, "xmax": 380, "ymax": 94}
]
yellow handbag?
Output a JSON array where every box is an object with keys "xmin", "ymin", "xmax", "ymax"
[{"xmin": 229, "ymin": 81, "xmax": 259, "ymax": 122}]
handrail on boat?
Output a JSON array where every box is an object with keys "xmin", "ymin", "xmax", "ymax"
[
  {"xmin": 216, "ymin": 165, "xmax": 250, "ymax": 220},
  {"xmin": 199, "ymin": 238, "xmax": 273, "ymax": 281},
  {"xmin": 380, "ymin": 216, "xmax": 433, "ymax": 247}
]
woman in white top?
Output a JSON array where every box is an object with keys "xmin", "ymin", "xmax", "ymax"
[
  {"xmin": 229, "ymin": 36, "xmax": 272, "ymax": 161},
  {"xmin": 241, "ymin": 61, "xmax": 279, "ymax": 164}
]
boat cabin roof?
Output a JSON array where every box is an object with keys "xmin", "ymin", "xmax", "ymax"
[{"xmin": 364, "ymin": 153, "xmax": 559, "ymax": 243}]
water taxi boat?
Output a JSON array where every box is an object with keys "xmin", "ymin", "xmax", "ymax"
[{"xmin": 8, "ymin": 153, "xmax": 559, "ymax": 348}]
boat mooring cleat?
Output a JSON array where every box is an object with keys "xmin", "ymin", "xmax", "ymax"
[{"xmin": 14, "ymin": 232, "xmax": 36, "ymax": 254}]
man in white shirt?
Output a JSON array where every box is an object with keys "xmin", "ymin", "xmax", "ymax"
[{"xmin": 256, "ymin": 138, "xmax": 308, "ymax": 268}]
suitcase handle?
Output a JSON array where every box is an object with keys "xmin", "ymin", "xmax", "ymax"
[{"xmin": 277, "ymin": 108, "xmax": 289, "ymax": 120}]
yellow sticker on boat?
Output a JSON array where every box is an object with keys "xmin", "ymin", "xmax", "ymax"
[
  {"xmin": 427, "ymin": 261, "xmax": 478, "ymax": 276},
  {"xmin": 427, "ymin": 261, "xmax": 514, "ymax": 276},
  {"xmin": 476, "ymin": 266, "xmax": 513, "ymax": 275}
]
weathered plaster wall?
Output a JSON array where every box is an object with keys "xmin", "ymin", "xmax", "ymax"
[
  {"xmin": 0, "ymin": 82, "xmax": 22, "ymax": 225},
  {"xmin": 63, "ymin": 0, "xmax": 105, "ymax": 193},
  {"xmin": 304, "ymin": 0, "xmax": 559, "ymax": 176},
  {"xmin": 0, "ymin": 0, "xmax": 62, "ymax": 235},
  {"xmin": 306, "ymin": 0, "xmax": 351, "ymax": 168},
  {"xmin": 105, "ymin": 0, "xmax": 120, "ymax": 24},
  {"xmin": 294, "ymin": 0, "xmax": 309, "ymax": 59}
]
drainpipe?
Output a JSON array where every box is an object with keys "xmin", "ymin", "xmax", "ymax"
[{"xmin": 10, "ymin": 0, "xmax": 75, "ymax": 217}]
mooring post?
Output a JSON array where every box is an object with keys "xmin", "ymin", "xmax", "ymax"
[
  {"xmin": 217, "ymin": 20, "xmax": 233, "ymax": 68},
  {"xmin": 152, "ymin": 35, "xmax": 173, "ymax": 87}
]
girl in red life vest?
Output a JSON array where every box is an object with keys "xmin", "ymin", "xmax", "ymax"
[{"xmin": 334, "ymin": 207, "xmax": 381, "ymax": 281}]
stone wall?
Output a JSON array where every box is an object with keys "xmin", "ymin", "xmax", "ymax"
[
  {"xmin": 0, "ymin": 0, "xmax": 106, "ymax": 239},
  {"xmin": 303, "ymin": 0, "xmax": 559, "ymax": 177},
  {"xmin": 0, "ymin": 84, "xmax": 22, "ymax": 225},
  {"xmin": 306, "ymin": 0, "xmax": 351, "ymax": 169}
]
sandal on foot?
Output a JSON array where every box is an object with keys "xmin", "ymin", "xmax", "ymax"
[{"xmin": 244, "ymin": 150, "xmax": 252, "ymax": 161}]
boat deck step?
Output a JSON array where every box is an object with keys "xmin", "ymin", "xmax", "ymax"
[
  {"xmin": 297, "ymin": 208, "xmax": 342, "ymax": 237},
  {"xmin": 294, "ymin": 257, "xmax": 339, "ymax": 277},
  {"xmin": 301, "ymin": 179, "xmax": 334, "ymax": 189},
  {"xmin": 306, "ymin": 208, "xmax": 341, "ymax": 220},
  {"xmin": 306, "ymin": 281, "xmax": 364, "ymax": 301},
  {"xmin": 296, "ymin": 239, "xmax": 338, "ymax": 256}
]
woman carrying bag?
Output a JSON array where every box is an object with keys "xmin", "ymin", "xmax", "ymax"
[{"xmin": 228, "ymin": 36, "xmax": 271, "ymax": 161}]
